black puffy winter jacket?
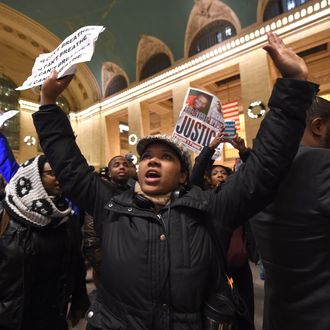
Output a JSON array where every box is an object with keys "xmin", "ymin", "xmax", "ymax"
[{"xmin": 0, "ymin": 203, "xmax": 89, "ymax": 330}]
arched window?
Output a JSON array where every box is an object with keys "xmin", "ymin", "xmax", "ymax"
[
  {"xmin": 0, "ymin": 75, "xmax": 20, "ymax": 150},
  {"xmin": 263, "ymin": 0, "xmax": 311, "ymax": 21},
  {"xmin": 56, "ymin": 95, "xmax": 71, "ymax": 114},
  {"xmin": 140, "ymin": 53, "xmax": 171, "ymax": 81},
  {"xmin": 105, "ymin": 75, "xmax": 128, "ymax": 97},
  {"xmin": 189, "ymin": 20, "xmax": 237, "ymax": 57}
]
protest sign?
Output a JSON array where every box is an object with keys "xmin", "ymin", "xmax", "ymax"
[
  {"xmin": 172, "ymin": 88, "xmax": 226, "ymax": 159},
  {"xmin": 0, "ymin": 110, "xmax": 19, "ymax": 128},
  {"xmin": 17, "ymin": 25, "xmax": 105, "ymax": 90}
]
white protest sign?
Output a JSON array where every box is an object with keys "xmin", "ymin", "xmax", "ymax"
[
  {"xmin": 172, "ymin": 88, "xmax": 225, "ymax": 159},
  {"xmin": 0, "ymin": 110, "xmax": 19, "ymax": 128},
  {"xmin": 17, "ymin": 25, "xmax": 105, "ymax": 90}
]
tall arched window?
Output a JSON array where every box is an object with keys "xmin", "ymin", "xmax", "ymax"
[
  {"xmin": 105, "ymin": 75, "xmax": 128, "ymax": 97},
  {"xmin": 0, "ymin": 75, "xmax": 20, "ymax": 150},
  {"xmin": 263, "ymin": 0, "xmax": 310, "ymax": 21},
  {"xmin": 189, "ymin": 20, "xmax": 237, "ymax": 57},
  {"xmin": 140, "ymin": 53, "xmax": 171, "ymax": 81}
]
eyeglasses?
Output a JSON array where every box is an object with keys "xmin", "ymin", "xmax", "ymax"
[{"xmin": 42, "ymin": 170, "xmax": 56, "ymax": 177}]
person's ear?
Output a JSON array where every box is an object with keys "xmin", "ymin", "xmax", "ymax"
[
  {"xmin": 179, "ymin": 171, "xmax": 188, "ymax": 185},
  {"xmin": 310, "ymin": 117, "xmax": 325, "ymax": 137}
]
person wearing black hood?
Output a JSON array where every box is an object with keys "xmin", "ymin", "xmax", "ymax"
[{"xmin": 0, "ymin": 155, "xmax": 90, "ymax": 330}]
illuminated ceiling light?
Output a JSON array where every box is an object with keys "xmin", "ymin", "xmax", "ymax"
[
  {"xmin": 222, "ymin": 45, "xmax": 227, "ymax": 52},
  {"xmin": 271, "ymin": 22, "xmax": 276, "ymax": 30},
  {"xmin": 255, "ymin": 30, "xmax": 260, "ymax": 37},
  {"xmin": 235, "ymin": 39, "xmax": 240, "ymax": 46},
  {"xmin": 314, "ymin": 2, "xmax": 320, "ymax": 11},
  {"xmin": 294, "ymin": 12, "xmax": 300, "ymax": 20},
  {"xmin": 191, "ymin": 59, "xmax": 196, "ymax": 65},
  {"xmin": 276, "ymin": 19, "xmax": 282, "ymax": 28},
  {"xmin": 249, "ymin": 32, "xmax": 255, "ymax": 39},
  {"xmin": 205, "ymin": 53, "xmax": 210, "ymax": 59},
  {"xmin": 240, "ymin": 37, "xmax": 245, "ymax": 43},
  {"xmin": 214, "ymin": 49, "xmax": 219, "ymax": 55},
  {"xmin": 209, "ymin": 50, "xmax": 215, "ymax": 57},
  {"xmin": 245, "ymin": 35, "xmax": 250, "ymax": 42},
  {"xmin": 307, "ymin": 5, "xmax": 314, "ymax": 14},
  {"xmin": 265, "ymin": 25, "xmax": 271, "ymax": 32},
  {"xmin": 231, "ymin": 41, "xmax": 236, "ymax": 48},
  {"xmin": 321, "ymin": 0, "xmax": 327, "ymax": 8},
  {"xmin": 226, "ymin": 43, "xmax": 231, "ymax": 50},
  {"xmin": 282, "ymin": 17, "xmax": 288, "ymax": 25},
  {"xmin": 217, "ymin": 47, "xmax": 222, "ymax": 53},
  {"xmin": 259, "ymin": 27, "xmax": 265, "ymax": 35},
  {"xmin": 288, "ymin": 14, "xmax": 294, "ymax": 22}
]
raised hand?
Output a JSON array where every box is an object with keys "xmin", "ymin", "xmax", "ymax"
[
  {"xmin": 209, "ymin": 125, "xmax": 226, "ymax": 149},
  {"xmin": 40, "ymin": 71, "xmax": 74, "ymax": 106},
  {"xmin": 229, "ymin": 135, "xmax": 248, "ymax": 153},
  {"xmin": 263, "ymin": 32, "xmax": 308, "ymax": 81}
]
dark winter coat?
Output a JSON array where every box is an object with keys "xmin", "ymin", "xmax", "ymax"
[
  {"xmin": 251, "ymin": 145, "xmax": 330, "ymax": 330},
  {"xmin": 33, "ymin": 78, "xmax": 317, "ymax": 329},
  {"xmin": 0, "ymin": 203, "xmax": 89, "ymax": 330}
]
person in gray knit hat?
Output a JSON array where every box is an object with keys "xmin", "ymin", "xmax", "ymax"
[
  {"xmin": 136, "ymin": 134, "xmax": 192, "ymax": 176},
  {"xmin": 33, "ymin": 33, "xmax": 317, "ymax": 330},
  {"xmin": 0, "ymin": 155, "xmax": 89, "ymax": 330}
]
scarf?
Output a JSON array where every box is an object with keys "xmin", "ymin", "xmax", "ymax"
[
  {"xmin": 134, "ymin": 181, "xmax": 172, "ymax": 210},
  {"xmin": 3, "ymin": 156, "xmax": 72, "ymax": 227}
]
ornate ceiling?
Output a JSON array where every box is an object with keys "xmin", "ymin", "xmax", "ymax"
[{"xmin": 1, "ymin": 0, "xmax": 259, "ymax": 87}]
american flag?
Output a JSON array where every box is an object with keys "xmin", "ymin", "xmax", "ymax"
[{"xmin": 222, "ymin": 100, "xmax": 240, "ymax": 131}]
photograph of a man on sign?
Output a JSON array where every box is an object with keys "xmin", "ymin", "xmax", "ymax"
[{"xmin": 173, "ymin": 88, "xmax": 225, "ymax": 159}]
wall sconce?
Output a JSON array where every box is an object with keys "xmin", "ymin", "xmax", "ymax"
[
  {"xmin": 24, "ymin": 135, "xmax": 36, "ymax": 146},
  {"xmin": 247, "ymin": 101, "xmax": 267, "ymax": 119}
]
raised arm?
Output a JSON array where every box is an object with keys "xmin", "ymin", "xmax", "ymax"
[
  {"xmin": 228, "ymin": 135, "xmax": 251, "ymax": 163},
  {"xmin": 33, "ymin": 72, "xmax": 114, "ymax": 217},
  {"xmin": 0, "ymin": 131, "xmax": 20, "ymax": 182},
  {"xmin": 211, "ymin": 32, "xmax": 318, "ymax": 230},
  {"xmin": 189, "ymin": 131, "xmax": 224, "ymax": 187}
]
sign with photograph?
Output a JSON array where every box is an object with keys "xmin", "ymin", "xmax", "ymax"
[{"xmin": 173, "ymin": 88, "xmax": 226, "ymax": 159}]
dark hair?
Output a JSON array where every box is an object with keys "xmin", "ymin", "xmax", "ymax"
[
  {"xmin": 209, "ymin": 164, "xmax": 233, "ymax": 176},
  {"xmin": 108, "ymin": 155, "xmax": 126, "ymax": 169},
  {"xmin": 37, "ymin": 155, "xmax": 48, "ymax": 175},
  {"xmin": 306, "ymin": 96, "xmax": 330, "ymax": 123}
]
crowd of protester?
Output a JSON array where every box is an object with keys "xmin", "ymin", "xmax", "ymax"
[{"xmin": 0, "ymin": 31, "xmax": 329, "ymax": 330}]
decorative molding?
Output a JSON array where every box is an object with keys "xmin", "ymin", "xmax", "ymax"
[{"xmin": 70, "ymin": 0, "xmax": 330, "ymax": 120}]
